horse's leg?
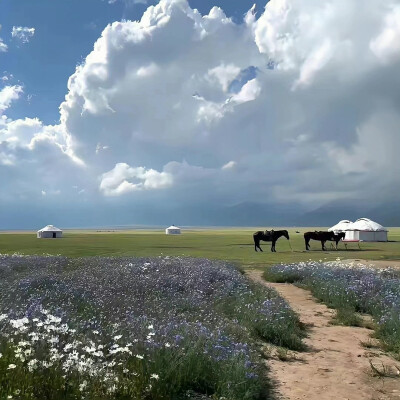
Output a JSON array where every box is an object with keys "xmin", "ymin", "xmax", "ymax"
[
  {"xmin": 322, "ymin": 241, "xmax": 326, "ymax": 251},
  {"xmin": 271, "ymin": 241, "xmax": 275, "ymax": 252},
  {"xmin": 305, "ymin": 237, "xmax": 309, "ymax": 250}
]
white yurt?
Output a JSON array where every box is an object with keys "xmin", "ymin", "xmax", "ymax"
[
  {"xmin": 328, "ymin": 220, "xmax": 353, "ymax": 233},
  {"xmin": 165, "ymin": 225, "xmax": 181, "ymax": 235},
  {"xmin": 37, "ymin": 225, "xmax": 63, "ymax": 239},
  {"xmin": 344, "ymin": 218, "xmax": 388, "ymax": 242}
]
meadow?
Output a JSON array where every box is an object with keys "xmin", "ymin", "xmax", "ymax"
[
  {"xmin": 0, "ymin": 227, "xmax": 399, "ymax": 267},
  {"xmin": 1, "ymin": 228, "xmax": 399, "ymax": 399},
  {"xmin": 0, "ymin": 255, "xmax": 305, "ymax": 399}
]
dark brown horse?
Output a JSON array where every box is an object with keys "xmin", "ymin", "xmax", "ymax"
[
  {"xmin": 253, "ymin": 230, "xmax": 290, "ymax": 252},
  {"xmin": 304, "ymin": 231, "xmax": 340, "ymax": 251},
  {"xmin": 329, "ymin": 232, "xmax": 346, "ymax": 249}
]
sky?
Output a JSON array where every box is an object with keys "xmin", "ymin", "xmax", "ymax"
[{"xmin": 1, "ymin": 0, "xmax": 400, "ymax": 229}]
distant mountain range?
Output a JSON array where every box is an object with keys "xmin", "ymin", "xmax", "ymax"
[
  {"xmin": 172, "ymin": 201, "xmax": 400, "ymax": 227},
  {"xmin": 137, "ymin": 200, "xmax": 400, "ymax": 228},
  {"xmin": 1, "ymin": 200, "xmax": 398, "ymax": 230},
  {"xmin": 295, "ymin": 201, "xmax": 400, "ymax": 227}
]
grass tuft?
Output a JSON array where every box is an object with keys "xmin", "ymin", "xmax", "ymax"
[{"xmin": 331, "ymin": 308, "xmax": 364, "ymax": 327}]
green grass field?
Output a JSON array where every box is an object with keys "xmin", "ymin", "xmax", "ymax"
[{"xmin": 1, "ymin": 227, "xmax": 400, "ymax": 268}]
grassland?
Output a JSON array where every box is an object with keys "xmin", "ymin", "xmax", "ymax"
[
  {"xmin": 0, "ymin": 227, "xmax": 399, "ymax": 268},
  {"xmin": 1, "ymin": 230, "xmax": 399, "ymax": 399}
]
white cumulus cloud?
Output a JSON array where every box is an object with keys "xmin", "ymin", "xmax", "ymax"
[
  {"xmin": 207, "ymin": 64, "xmax": 241, "ymax": 92},
  {"xmin": 0, "ymin": 39, "xmax": 7, "ymax": 52},
  {"xmin": 221, "ymin": 161, "xmax": 236, "ymax": 170},
  {"xmin": 100, "ymin": 163, "xmax": 173, "ymax": 196},
  {"xmin": 370, "ymin": 5, "xmax": 400, "ymax": 64},
  {"xmin": 0, "ymin": 86, "xmax": 23, "ymax": 113},
  {"xmin": 11, "ymin": 26, "xmax": 35, "ymax": 44},
  {"xmin": 0, "ymin": 24, "xmax": 7, "ymax": 52}
]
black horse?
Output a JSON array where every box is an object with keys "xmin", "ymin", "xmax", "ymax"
[
  {"xmin": 304, "ymin": 231, "xmax": 343, "ymax": 251},
  {"xmin": 253, "ymin": 230, "xmax": 290, "ymax": 252},
  {"xmin": 329, "ymin": 232, "xmax": 346, "ymax": 249}
]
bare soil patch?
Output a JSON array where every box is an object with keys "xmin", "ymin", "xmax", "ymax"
[{"xmin": 248, "ymin": 270, "xmax": 400, "ymax": 400}]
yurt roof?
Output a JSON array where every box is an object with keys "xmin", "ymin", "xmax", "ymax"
[
  {"xmin": 38, "ymin": 225, "xmax": 62, "ymax": 232},
  {"xmin": 166, "ymin": 225, "xmax": 180, "ymax": 230},
  {"xmin": 346, "ymin": 218, "xmax": 387, "ymax": 232},
  {"xmin": 328, "ymin": 220, "xmax": 353, "ymax": 232}
]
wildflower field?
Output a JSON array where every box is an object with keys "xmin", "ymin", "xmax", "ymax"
[
  {"xmin": 264, "ymin": 260, "xmax": 400, "ymax": 357},
  {"xmin": 0, "ymin": 255, "xmax": 305, "ymax": 400}
]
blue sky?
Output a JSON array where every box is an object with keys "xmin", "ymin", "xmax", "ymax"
[{"xmin": 1, "ymin": 0, "xmax": 400, "ymax": 229}]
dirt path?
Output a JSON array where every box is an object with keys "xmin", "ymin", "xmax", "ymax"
[{"xmin": 247, "ymin": 270, "xmax": 400, "ymax": 400}]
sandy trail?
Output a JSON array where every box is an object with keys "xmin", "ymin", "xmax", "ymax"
[{"xmin": 247, "ymin": 270, "xmax": 400, "ymax": 400}]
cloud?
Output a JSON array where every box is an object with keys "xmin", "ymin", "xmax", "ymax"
[
  {"xmin": 2, "ymin": 0, "xmax": 400, "ymax": 224},
  {"xmin": 0, "ymin": 86, "xmax": 84, "ymax": 199},
  {"xmin": 0, "ymin": 39, "xmax": 7, "ymax": 52},
  {"xmin": 370, "ymin": 5, "xmax": 400, "ymax": 64},
  {"xmin": 207, "ymin": 64, "xmax": 241, "ymax": 92},
  {"xmin": 1, "ymin": 74, "xmax": 14, "ymax": 83},
  {"xmin": 293, "ymin": 39, "xmax": 334, "ymax": 89},
  {"xmin": 221, "ymin": 161, "xmax": 236, "ymax": 170},
  {"xmin": 136, "ymin": 63, "xmax": 159, "ymax": 77},
  {"xmin": 0, "ymin": 24, "xmax": 7, "ymax": 52},
  {"xmin": 99, "ymin": 163, "xmax": 173, "ymax": 195},
  {"xmin": 1, "ymin": 117, "xmax": 43, "ymax": 149},
  {"xmin": 230, "ymin": 78, "xmax": 261, "ymax": 103},
  {"xmin": 0, "ymin": 85, "xmax": 23, "ymax": 113},
  {"xmin": 11, "ymin": 26, "xmax": 35, "ymax": 44},
  {"xmin": 95, "ymin": 143, "xmax": 109, "ymax": 154}
]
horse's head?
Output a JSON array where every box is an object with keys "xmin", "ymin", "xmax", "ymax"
[
  {"xmin": 284, "ymin": 230, "xmax": 290, "ymax": 240},
  {"xmin": 339, "ymin": 232, "xmax": 346, "ymax": 240}
]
